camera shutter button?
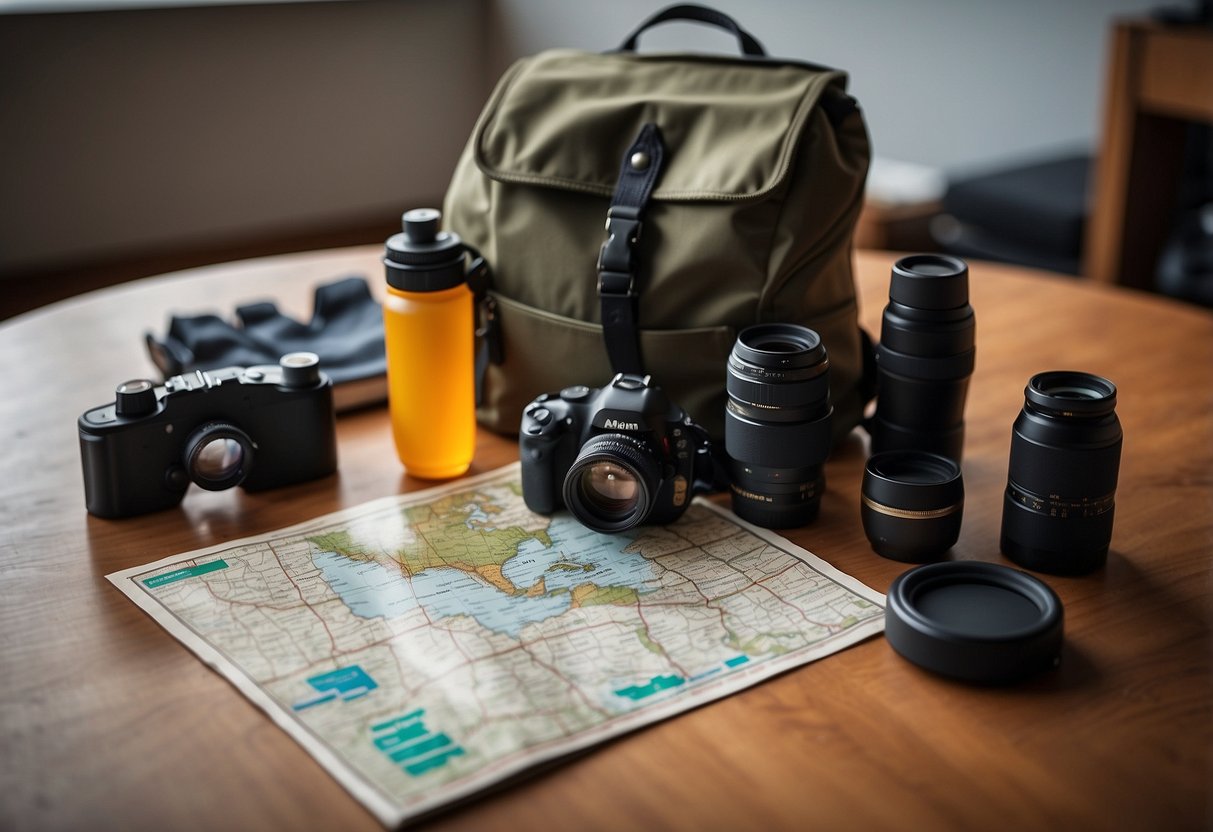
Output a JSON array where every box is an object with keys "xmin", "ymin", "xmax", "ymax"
[
  {"xmin": 531, "ymin": 408, "xmax": 552, "ymax": 425},
  {"xmin": 280, "ymin": 352, "xmax": 321, "ymax": 388},
  {"xmin": 115, "ymin": 379, "xmax": 157, "ymax": 417}
]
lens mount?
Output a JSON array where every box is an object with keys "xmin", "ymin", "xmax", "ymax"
[
  {"xmin": 562, "ymin": 433, "xmax": 659, "ymax": 534},
  {"xmin": 1025, "ymin": 371, "xmax": 1116, "ymax": 418},
  {"xmin": 183, "ymin": 422, "xmax": 255, "ymax": 491}
]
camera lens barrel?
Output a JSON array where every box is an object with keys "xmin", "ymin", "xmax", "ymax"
[
  {"xmin": 872, "ymin": 254, "xmax": 975, "ymax": 462},
  {"xmin": 1000, "ymin": 371, "xmax": 1122, "ymax": 575},
  {"xmin": 183, "ymin": 422, "xmax": 255, "ymax": 492},
  {"xmin": 562, "ymin": 433, "xmax": 660, "ymax": 534},
  {"xmin": 725, "ymin": 324, "xmax": 833, "ymax": 529}
]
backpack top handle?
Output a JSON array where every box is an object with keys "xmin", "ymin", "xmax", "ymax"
[{"xmin": 615, "ymin": 4, "xmax": 767, "ymax": 58}]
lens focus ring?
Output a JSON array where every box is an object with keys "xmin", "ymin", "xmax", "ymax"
[{"xmin": 725, "ymin": 400, "xmax": 833, "ymax": 469}]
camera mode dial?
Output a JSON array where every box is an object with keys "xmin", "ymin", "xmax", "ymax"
[{"xmin": 115, "ymin": 379, "xmax": 157, "ymax": 417}]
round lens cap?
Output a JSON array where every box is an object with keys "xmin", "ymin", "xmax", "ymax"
[
  {"xmin": 885, "ymin": 561, "xmax": 1063, "ymax": 684},
  {"xmin": 889, "ymin": 254, "xmax": 970, "ymax": 310}
]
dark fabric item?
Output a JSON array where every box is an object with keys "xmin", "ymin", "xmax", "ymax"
[
  {"xmin": 943, "ymin": 154, "xmax": 1090, "ymax": 259},
  {"xmin": 145, "ymin": 276, "xmax": 386, "ymax": 390}
]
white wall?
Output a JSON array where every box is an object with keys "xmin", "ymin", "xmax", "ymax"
[
  {"xmin": 486, "ymin": 0, "xmax": 1156, "ymax": 174},
  {"xmin": 0, "ymin": 0, "xmax": 487, "ymax": 274}
]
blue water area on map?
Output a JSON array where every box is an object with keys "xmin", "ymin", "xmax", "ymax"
[
  {"xmin": 501, "ymin": 515, "xmax": 661, "ymax": 595},
  {"xmin": 313, "ymin": 514, "xmax": 660, "ymax": 639},
  {"xmin": 313, "ymin": 552, "xmax": 572, "ymax": 639}
]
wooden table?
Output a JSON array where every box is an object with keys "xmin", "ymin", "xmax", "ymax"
[{"xmin": 2, "ymin": 248, "xmax": 1210, "ymax": 830}]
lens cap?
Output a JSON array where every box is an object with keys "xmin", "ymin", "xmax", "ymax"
[
  {"xmin": 885, "ymin": 561, "xmax": 1063, "ymax": 685},
  {"xmin": 889, "ymin": 254, "xmax": 970, "ymax": 310}
]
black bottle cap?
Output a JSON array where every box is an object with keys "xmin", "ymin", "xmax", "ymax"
[
  {"xmin": 889, "ymin": 254, "xmax": 970, "ymax": 310},
  {"xmin": 885, "ymin": 561, "xmax": 1063, "ymax": 685},
  {"xmin": 384, "ymin": 208, "xmax": 467, "ymax": 292}
]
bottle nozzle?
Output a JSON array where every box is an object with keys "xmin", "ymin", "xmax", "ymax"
[{"xmin": 402, "ymin": 208, "xmax": 441, "ymax": 243}]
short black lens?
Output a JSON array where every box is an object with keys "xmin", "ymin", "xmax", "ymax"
[
  {"xmin": 861, "ymin": 451, "xmax": 964, "ymax": 563},
  {"xmin": 184, "ymin": 422, "xmax": 254, "ymax": 491},
  {"xmin": 725, "ymin": 324, "xmax": 833, "ymax": 529},
  {"xmin": 871, "ymin": 254, "xmax": 975, "ymax": 462},
  {"xmin": 1001, "ymin": 371, "xmax": 1122, "ymax": 575},
  {"xmin": 562, "ymin": 434, "xmax": 658, "ymax": 534}
]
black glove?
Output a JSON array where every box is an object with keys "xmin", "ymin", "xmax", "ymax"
[{"xmin": 145, "ymin": 276, "xmax": 386, "ymax": 410}]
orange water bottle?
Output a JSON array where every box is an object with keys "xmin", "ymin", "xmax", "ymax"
[{"xmin": 382, "ymin": 208, "xmax": 476, "ymax": 478}]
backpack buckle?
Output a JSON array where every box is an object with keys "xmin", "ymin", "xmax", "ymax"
[{"xmin": 597, "ymin": 213, "xmax": 641, "ymax": 283}]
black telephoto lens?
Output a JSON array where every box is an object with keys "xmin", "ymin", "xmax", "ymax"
[
  {"xmin": 725, "ymin": 324, "xmax": 833, "ymax": 528},
  {"xmin": 1000, "ymin": 371, "xmax": 1122, "ymax": 575},
  {"xmin": 871, "ymin": 254, "xmax": 976, "ymax": 462}
]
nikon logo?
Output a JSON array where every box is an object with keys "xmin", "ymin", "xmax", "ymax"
[{"xmin": 603, "ymin": 418, "xmax": 640, "ymax": 431}]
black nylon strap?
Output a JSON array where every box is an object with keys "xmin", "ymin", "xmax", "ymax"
[{"xmin": 597, "ymin": 123, "xmax": 665, "ymax": 375}]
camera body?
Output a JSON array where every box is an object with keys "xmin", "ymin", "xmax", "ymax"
[
  {"xmin": 519, "ymin": 374, "xmax": 711, "ymax": 533},
  {"xmin": 79, "ymin": 355, "xmax": 337, "ymax": 519}
]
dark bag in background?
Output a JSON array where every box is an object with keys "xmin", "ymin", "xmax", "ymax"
[{"xmin": 445, "ymin": 4, "xmax": 873, "ymax": 440}]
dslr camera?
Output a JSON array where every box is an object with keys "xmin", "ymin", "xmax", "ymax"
[
  {"xmin": 520, "ymin": 374, "xmax": 712, "ymax": 533},
  {"xmin": 79, "ymin": 353, "xmax": 338, "ymax": 519}
]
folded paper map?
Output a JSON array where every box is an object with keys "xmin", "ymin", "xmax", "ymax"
[{"xmin": 108, "ymin": 463, "xmax": 885, "ymax": 827}]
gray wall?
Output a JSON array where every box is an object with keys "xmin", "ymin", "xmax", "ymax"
[
  {"xmin": 488, "ymin": 0, "xmax": 1156, "ymax": 173},
  {"xmin": 1, "ymin": 0, "xmax": 1158, "ymax": 275},
  {"xmin": 0, "ymin": 0, "xmax": 487, "ymax": 274}
]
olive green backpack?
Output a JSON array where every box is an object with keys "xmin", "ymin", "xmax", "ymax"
[{"xmin": 444, "ymin": 4, "xmax": 872, "ymax": 441}]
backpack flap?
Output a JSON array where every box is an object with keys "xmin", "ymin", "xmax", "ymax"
[{"xmin": 444, "ymin": 45, "xmax": 870, "ymax": 439}]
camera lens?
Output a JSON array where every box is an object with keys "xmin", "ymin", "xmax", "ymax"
[
  {"xmin": 184, "ymin": 422, "xmax": 255, "ymax": 491},
  {"xmin": 1000, "ymin": 371, "xmax": 1122, "ymax": 575},
  {"xmin": 871, "ymin": 254, "xmax": 975, "ymax": 462},
  {"xmin": 562, "ymin": 434, "xmax": 659, "ymax": 533},
  {"xmin": 861, "ymin": 451, "xmax": 964, "ymax": 562},
  {"xmin": 725, "ymin": 323, "xmax": 833, "ymax": 529}
]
